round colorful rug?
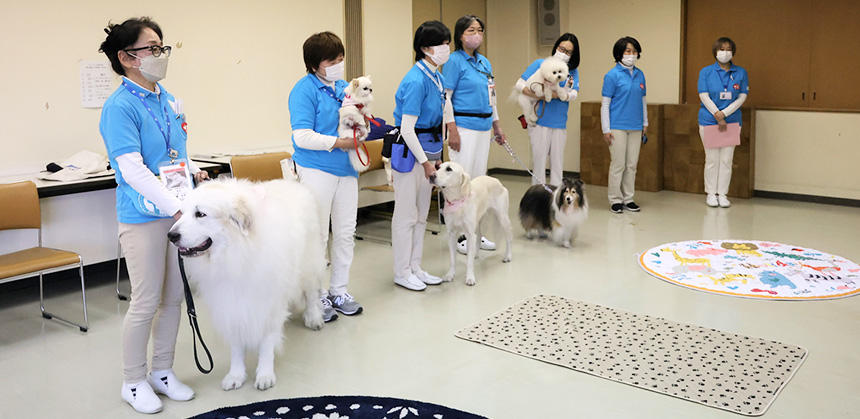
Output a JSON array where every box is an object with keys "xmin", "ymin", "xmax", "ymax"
[
  {"xmin": 189, "ymin": 395, "xmax": 487, "ymax": 419},
  {"xmin": 639, "ymin": 240, "xmax": 860, "ymax": 300}
]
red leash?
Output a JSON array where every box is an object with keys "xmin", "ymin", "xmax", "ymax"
[{"xmin": 352, "ymin": 126, "xmax": 370, "ymax": 167}]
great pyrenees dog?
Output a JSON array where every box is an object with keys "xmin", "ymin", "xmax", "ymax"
[
  {"xmin": 167, "ymin": 178, "xmax": 326, "ymax": 391},
  {"xmin": 430, "ymin": 162, "xmax": 513, "ymax": 285},
  {"xmin": 515, "ymin": 56, "xmax": 570, "ymax": 125}
]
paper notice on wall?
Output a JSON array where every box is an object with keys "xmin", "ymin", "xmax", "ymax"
[{"xmin": 80, "ymin": 60, "xmax": 114, "ymax": 108}]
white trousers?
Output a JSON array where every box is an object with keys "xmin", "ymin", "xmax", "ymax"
[
  {"xmin": 528, "ymin": 125, "xmax": 567, "ymax": 186},
  {"xmin": 699, "ymin": 125, "xmax": 735, "ymax": 196},
  {"xmin": 119, "ymin": 218, "xmax": 183, "ymax": 383},
  {"xmin": 448, "ymin": 126, "xmax": 491, "ymax": 178},
  {"xmin": 296, "ymin": 164, "xmax": 357, "ymax": 296},
  {"xmin": 607, "ymin": 129, "xmax": 642, "ymax": 204},
  {"xmin": 391, "ymin": 161, "xmax": 433, "ymax": 281}
]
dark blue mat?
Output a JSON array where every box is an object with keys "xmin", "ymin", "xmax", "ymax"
[{"xmin": 189, "ymin": 395, "xmax": 487, "ymax": 419}]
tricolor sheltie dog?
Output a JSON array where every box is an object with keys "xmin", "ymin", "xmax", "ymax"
[{"xmin": 518, "ymin": 178, "xmax": 588, "ymax": 248}]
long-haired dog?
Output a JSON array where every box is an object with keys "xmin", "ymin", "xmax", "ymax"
[
  {"xmin": 168, "ymin": 178, "xmax": 326, "ymax": 391},
  {"xmin": 430, "ymin": 161, "xmax": 513, "ymax": 286},
  {"xmin": 514, "ymin": 57, "xmax": 570, "ymax": 125},
  {"xmin": 339, "ymin": 75, "xmax": 374, "ymax": 173},
  {"xmin": 518, "ymin": 177, "xmax": 588, "ymax": 248}
]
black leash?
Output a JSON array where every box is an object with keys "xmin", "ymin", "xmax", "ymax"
[{"xmin": 177, "ymin": 250, "xmax": 213, "ymax": 374}]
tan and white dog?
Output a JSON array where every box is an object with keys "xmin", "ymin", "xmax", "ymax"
[
  {"xmin": 167, "ymin": 178, "xmax": 326, "ymax": 391},
  {"xmin": 515, "ymin": 57, "xmax": 570, "ymax": 125},
  {"xmin": 339, "ymin": 75, "xmax": 374, "ymax": 173},
  {"xmin": 430, "ymin": 162, "xmax": 513, "ymax": 285}
]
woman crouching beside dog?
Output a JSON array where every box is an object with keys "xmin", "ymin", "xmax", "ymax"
[
  {"xmin": 99, "ymin": 17, "xmax": 207, "ymax": 414},
  {"xmin": 389, "ymin": 21, "xmax": 453, "ymax": 291},
  {"xmin": 288, "ymin": 32, "xmax": 363, "ymax": 321}
]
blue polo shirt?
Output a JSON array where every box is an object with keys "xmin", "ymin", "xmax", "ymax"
[
  {"xmin": 441, "ymin": 50, "xmax": 494, "ymax": 131},
  {"xmin": 697, "ymin": 62, "xmax": 749, "ymax": 126},
  {"xmin": 100, "ymin": 78, "xmax": 189, "ymax": 224},
  {"xmin": 394, "ymin": 61, "xmax": 445, "ymax": 129},
  {"xmin": 601, "ymin": 63, "xmax": 647, "ymax": 131},
  {"xmin": 288, "ymin": 74, "xmax": 357, "ymax": 177},
  {"xmin": 521, "ymin": 59, "xmax": 580, "ymax": 129}
]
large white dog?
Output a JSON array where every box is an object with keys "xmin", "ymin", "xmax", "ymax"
[
  {"xmin": 431, "ymin": 162, "xmax": 513, "ymax": 285},
  {"xmin": 515, "ymin": 56, "xmax": 570, "ymax": 125},
  {"xmin": 168, "ymin": 178, "xmax": 326, "ymax": 391}
]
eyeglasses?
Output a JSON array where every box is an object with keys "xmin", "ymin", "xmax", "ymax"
[
  {"xmin": 124, "ymin": 45, "xmax": 172, "ymax": 58},
  {"xmin": 557, "ymin": 46, "xmax": 573, "ymax": 55}
]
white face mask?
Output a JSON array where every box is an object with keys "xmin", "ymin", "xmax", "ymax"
[
  {"xmin": 320, "ymin": 61, "xmax": 344, "ymax": 82},
  {"xmin": 133, "ymin": 54, "xmax": 169, "ymax": 83},
  {"xmin": 621, "ymin": 54, "xmax": 637, "ymax": 67},
  {"xmin": 427, "ymin": 44, "xmax": 450, "ymax": 66},
  {"xmin": 553, "ymin": 50, "xmax": 571, "ymax": 63},
  {"xmin": 716, "ymin": 50, "xmax": 733, "ymax": 64}
]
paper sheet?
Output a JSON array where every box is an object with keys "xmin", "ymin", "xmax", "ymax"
[{"xmin": 80, "ymin": 60, "xmax": 114, "ymax": 108}]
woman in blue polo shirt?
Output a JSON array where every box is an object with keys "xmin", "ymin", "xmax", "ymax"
[
  {"xmin": 390, "ymin": 21, "xmax": 452, "ymax": 291},
  {"xmin": 697, "ymin": 37, "xmax": 748, "ymax": 208},
  {"xmin": 518, "ymin": 33, "xmax": 581, "ymax": 186},
  {"xmin": 601, "ymin": 36, "xmax": 648, "ymax": 214},
  {"xmin": 288, "ymin": 32, "xmax": 363, "ymax": 319},
  {"xmin": 442, "ymin": 14, "xmax": 507, "ymax": 254},
  {"xmin": 99, "ymin": 17, "xmax": 203, "ymax": 414}
]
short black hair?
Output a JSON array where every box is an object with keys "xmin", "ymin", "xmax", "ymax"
[
  {"xmin": 302, "ymin": 31, "xmax": 345, "ymax": 73},
  {"xmin": 453, "ymin": 15, "xmax": 485, "ymax": 52},
  {"xmin": 712, "ymin": 37, "xmax": 737, "ymax": 58},
  {"xmin": 612, "ymin": 36, "xmax": 642, "ymax": 62},
  {"xmin": 413, "ymin": 21, "xmax": 451, "ymax": 61},
  {"xmin": 553, "ymin": 33, "xmax": 580, "ymax": 70},
  {"xmin": 99, "ymin": 17, "xmax": 163, "ymax": 76}
]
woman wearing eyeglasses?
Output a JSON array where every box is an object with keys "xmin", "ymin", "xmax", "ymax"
[
  {"xmin": 99, "ymin": 17, "xmax": 205, "ymax": 414},
  {"xmin": 517, "ymin": 33, "xmax": 581, "ymax": 187}
]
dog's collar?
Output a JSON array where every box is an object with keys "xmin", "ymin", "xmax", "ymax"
[
  {"xmin": 342, "ymin": 94, "xmax": 363, "ymax": 109},
  {"xmin": 443, "ymin": 196, "xmax": 466, "ymax": 213}
]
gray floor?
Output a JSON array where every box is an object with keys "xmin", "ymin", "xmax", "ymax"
[{"xmin": 1, "ymin": 174, "xmax": 859, "ymax": 419}]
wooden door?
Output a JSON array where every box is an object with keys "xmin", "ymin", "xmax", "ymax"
[{"xmin": 808, "ymin": 0, "xmax": 860, "ymax": 109}]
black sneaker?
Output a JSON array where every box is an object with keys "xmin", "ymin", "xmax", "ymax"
[
  {"xmin": 610, "ymin": 203, "xmax": 623, "ymax": 214},
  {"xmin": 624, "ymin": 202, "xmax": 641, "ymax": 212}
]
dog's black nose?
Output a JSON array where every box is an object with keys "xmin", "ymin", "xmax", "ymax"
[
  {"xmin": 429, "ymin": 174, "xmax": 436, "ymax": 183},
  {"xmin": 167, "ymin": 231, "xmax": 181, "ymax": 243}
]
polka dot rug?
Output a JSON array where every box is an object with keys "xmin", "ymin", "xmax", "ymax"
[
  {"xmin": 639, "ymin": 240, "xmax": 860, "ymax": 300},
  {"xmin": 455, "ymin": 295, "xmax": 807, "ymax": 416},
  {"xmin": 189, "ymin": 395, "xmax": 487, "ymax": 419}
]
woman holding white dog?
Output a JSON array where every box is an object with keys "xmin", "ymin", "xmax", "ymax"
[
  {"xmin": 390, "ymin": 21, "xmax": 452, "ymax": 291},
  {"xmin": 601, "ymin": 36, "xmax": 647, "ymax": 214},
  {"xmin": 518, "ymin": 33, "xmax": 581, "ymax": 187},
  {"xmin": 697, "ymin": 37, "xmax": 748, "ymax": 208},
  {"xmin": 288, "ymin": 32, "xmax": 363, "ymax": 320},
  {"xmin": 99, "ymin": 17, "xmax": 205, "ymax": 414},
  {"xmin": 442, "ymin": 14, "xmax": 507, "ymax": 255}
]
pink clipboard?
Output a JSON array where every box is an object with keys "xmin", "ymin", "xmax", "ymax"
[{"xmin": 702, "ymin": 123, "xmax": 741, "ymax": 149}]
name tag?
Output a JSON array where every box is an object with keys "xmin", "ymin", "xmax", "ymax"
[
  {"xmin": 158, "ymin": 161, "xmax": 193, "ymax": 201},
  {"xmin": 719, "ymin": 91, "xmax": 732, "ymax": 100}
]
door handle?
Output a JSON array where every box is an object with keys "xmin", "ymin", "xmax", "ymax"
[
  {"xmin": 813, "ymin": 91, "xmax": 816, "ymax": 101},
  {"xmin": 802, "ymin": 92, "xmax": 805, "ymax": 101}
]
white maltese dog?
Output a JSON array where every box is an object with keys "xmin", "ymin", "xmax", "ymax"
[{"xmin": 515, "ymin": 57, "xmax": 569, "ymax": 125}]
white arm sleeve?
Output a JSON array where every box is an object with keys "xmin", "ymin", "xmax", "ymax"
[
  {"xmin": 443, "ymin": 89, "xmax": 454, "ymax": 124},
  {"xmin": 115, "ymin": 152, "xmax": 182, "ymax": 216},
  {"xmin": 293, "ymin": 128, "xmax": 337, "ymax": 151},
  {"xmin": 642, "ymin": 96, "xmax": 648, "ymax": 127},
  {"xmin": 492, "ymin": 99, "xmax": 499, "ymax": 122},
  {"xmin": 188, "ymin": 159, "xmax": 201, "ymax": 174},
  {"xmin": 399, "ymin": 114, "xmax": 429, "ymax": 164},
  {"xmin": 600, "ymin": 96, "xmax": 612, "ymax": 134},
  {"xmin": 698, "ymin": 92, "xmax": 720, "ymax": 115},
  {"xmin": 722, "ymin": 93, "xmax": 748, "ymax": 118}
]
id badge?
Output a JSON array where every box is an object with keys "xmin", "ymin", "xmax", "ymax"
[
  {"xmin": 280, "ymin": 157, "xmax": 299, "ymax": 181},
  {"xmin": 488, "ymin": 79, "xmax": 496, "ymax": 107},
  {"xmin": 158, "ymin": 160, "xmax": 193, "ymax": 201},
  {"xmin": 719, "ymin": 91, "xmax": 732, "ymax": 100}
]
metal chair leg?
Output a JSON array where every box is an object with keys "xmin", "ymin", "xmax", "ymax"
[
  {"xmin": 116, "ymin": 241, "xmax": 128, "ymax": 301},
  {"xmin": 39, "ymin": 260, "xmax": 89, "ymax": 333}
]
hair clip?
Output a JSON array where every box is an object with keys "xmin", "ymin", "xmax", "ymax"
[{"xmin": 104, "ymin": 27, "xmax": 111, "ymax": 35}]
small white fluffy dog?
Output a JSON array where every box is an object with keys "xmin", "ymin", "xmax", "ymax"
[
  {"xmin": 431, "ymin": 162, "xmax": 513, "ymax": 285},
  {"xmin": 168, "ymin": 178, "xmax": 326, "ymax": 391},
  {"xmin": 515, "ymin": 57, "xmax": 570, "ymax": 124},
  {"xmin": 339, "ymin": 75, "xmax": 374, "ymax": 173}
]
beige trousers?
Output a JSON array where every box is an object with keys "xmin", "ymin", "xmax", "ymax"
[{"xmin": 607, "ymin": 129, "xmax": 642, "ymax": 204}]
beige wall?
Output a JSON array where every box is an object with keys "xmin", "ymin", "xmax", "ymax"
[
  {"xmin": 0, "ymin": 0, "xmax": 345, "ymax": 176},
  {"xmin": 363, "ymin": 0, "xmax": 414, "ymax": 124}
]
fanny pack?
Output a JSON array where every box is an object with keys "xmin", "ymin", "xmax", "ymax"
[{"xmin": 382, "ymin": 125, "xmax": 443, "ymax": 173}]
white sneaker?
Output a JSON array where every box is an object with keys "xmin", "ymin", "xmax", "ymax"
[
  {"xmin": 718, "ymin": 195, "xmax": 731, "ymax": 208},
  {"xmin": 456, "ymin": 238, "xmax": 468, "ymax": 255},
  {"xmin": 121, "ymin": 380, "xmax": 163, "ymax": 414},
  {"xmin": 394, "ymin": 274, "xmax": 427, "ymax": 291},
  {"xmin": 480, "ymin": 236, "xmax": 497, "ymax": 251},
  {"xmin": 414, "ymin": 270, "xmax": 443, "ymax": 285},
  {"xmin": 148, "ymin": 369, "xmax": 195, "ymax": 401},
  {"xmin": 706, "ymin": 194, "xmax": 718, "ymax": 207}
]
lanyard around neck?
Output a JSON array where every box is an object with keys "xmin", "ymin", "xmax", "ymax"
[
  {"xmin": 467, "ymin": 54, "xmax": 493, "ymax": 80},
  {"xmin": 122, "ymin": 80, "xmax": 175, "ymax": 158}
]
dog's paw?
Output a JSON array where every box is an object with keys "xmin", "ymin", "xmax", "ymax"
[
  {"xmin": 502, "ymin": 255, "xmax": 512, "ymax": 263},
  {"xmin": 465, "ymin": 275, "xmax": 476, "ymax": 286},
  {"xmin": 562, "ymin": 240, "xmax": 571, "ymax": 248},
  {"xmin": 255, "ymin": 371, "xmax": 277, "ymax": 391},
  {"xmin": 221, "ymin": 372, "xmax": 246, "ymax": 391},
  {"xmin": 304, "ymin": 313, "xmax": 324, "ymax": 331},
  {"xmin": 558, "ymin": 90, "xmax": 570, "ymax": 102},
  {"xmin": 443, "ymin": 271, "xmax": 455, "ymax": 282}
]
